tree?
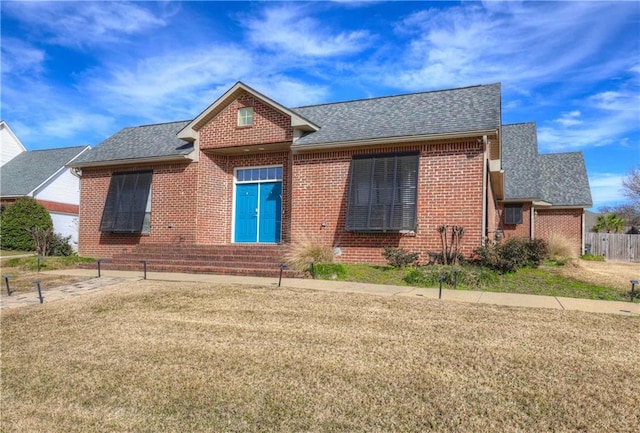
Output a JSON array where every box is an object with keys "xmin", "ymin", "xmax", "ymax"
[
  {"xmin": 592, "ymin": 213, "xmax": 625, "ymax": 233},
  {"xmin": 599, "ymin": 166, "xmax": 640, "ymax": 231},
  {"xmin": 0, "ymin": 198, "xmax": 53, "ymax": 251}
]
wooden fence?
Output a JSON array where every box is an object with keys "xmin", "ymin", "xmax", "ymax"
[{"xmin": 585, "ymin": 233, "xmax": 640, "ymax": 262}]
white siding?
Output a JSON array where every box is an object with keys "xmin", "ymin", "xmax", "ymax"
[
  {"xmin": 0, "ymin": 122, "xmax": 26, "ymax": 166},
  {"xmin": 50, "ymin": 212, "xmax": 79, "ymax": 251},
  {"xmin": 35, "ymin": 168, "xmax": 80, "ymax": 205}
]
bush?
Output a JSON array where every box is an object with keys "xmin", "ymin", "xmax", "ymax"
[
  {"xmin": 0, "ymin": 198, "xmax": 53, "ymax": 251},
  {"xmin": 474, "ymin": 237, "xmax": 547, "ymax": 274},
  {"xmin": 382, "ymin": 247, "xmax": 419, "ymax": 268},
  {"xmin": 546, "ymin": 233, "xmax": 576, "ymax": 264},
  {"xmin": 285, "ymin": 237, "xmax": 335, "ymax": 271},
  {"xmin": 49, "ymin": 233, "xmax": 74, "ymax": 256}
]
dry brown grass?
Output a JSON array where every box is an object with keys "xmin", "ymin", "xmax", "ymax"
[
  {"xmin": 558, "ymin": 259, "xmax": 640, "ymax": 291},
  {"xmin": 2, "ymin": 281, "xmax": 639, "ymax": 432}
]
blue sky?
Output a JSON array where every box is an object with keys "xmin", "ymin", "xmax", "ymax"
[{"xmin": 1, "ymin": 1, "xmax": 638, "ymax": 210}]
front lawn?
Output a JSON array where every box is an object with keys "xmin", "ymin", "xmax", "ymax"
[{"xmin": 2, "ymin": 282, "xmax": 638, "ymax": 432}]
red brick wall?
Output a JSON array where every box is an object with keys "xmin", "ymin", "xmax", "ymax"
[
  {"xmin": 78, "ymin": 162, "xmax": 198, "ymax": 258},
  {"xmin": 199, "ymin": 90, "xmax": 292, "ymax": 150},
  {"xmin": 535, "ymin": 208, "xmax": 583, "ymax": 256},
  {"xmin": 196, "ymin": 151, "xmax": 291, "ymax": 244},
  {"xmin": 500, "ymin": 202, "xmax": 532, "ymax": 240},
  {"xmin": 291, "ymin": 139, "xmax": 486, "ymax": 264}
]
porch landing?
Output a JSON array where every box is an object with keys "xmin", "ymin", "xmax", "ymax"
[{"xmin": 81, "ymin": 244, "xmax": 305, "ymax": 278}]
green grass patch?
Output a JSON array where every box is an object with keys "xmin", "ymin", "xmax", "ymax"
[
  {"xmin": 313, "ymin": 262, "xmax": 633, "ymax": 302},
  {"xmin": 1, "ymin": 255, "xmax": 95, "ymax": 271},
  {"xmin": 0, "ymin": 249, "xmax": 34, "ymax": 257}
]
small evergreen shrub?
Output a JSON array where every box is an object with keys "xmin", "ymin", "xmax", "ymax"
[
  {"xmin": 49, "ymin": 233, "xmax": 74, "ymax": 256},
  {"xmin": 474, "ymin": 237, "xmax": 547, "ymax": 274},
  {"xmin": 0, "ymin": 198, "xmax": 53, "ymax": 251},
  {"xmin": 382, "ymin": 247, "xmax": 419, "ymax": 268}
]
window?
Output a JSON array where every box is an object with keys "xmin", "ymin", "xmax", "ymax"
[
  {"xmin": 504, "ymin": 204, "xmax": 523, "ymax": 225},
  {"xmin": 236, "ymin": 166, "xmax": 282, "ymax": 182},
  {"xmin": 238, "ymin": 107, "xmax": 254, "ymax": 126},
  {"xmin": 346, "ymin": 153, "xmax": 418, "ymax": 232},
  {"xmin": 100, "ymin": 171, "xmax": 153, "ymax": 233}
]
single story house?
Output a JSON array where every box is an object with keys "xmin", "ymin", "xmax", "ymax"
[
  {"xmin": 69, "ymin": 82, "xmax": 591, "ymax": 271},
  {"xmin": 0, "ymin": 141, "xmax": 90, "ymax": 249}
]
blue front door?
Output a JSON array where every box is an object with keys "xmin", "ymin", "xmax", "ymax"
[
  {"xmin": 235, "ymin": 184, "xmax": 258, "ymax": 242},
  {"xmin": 234, "ymin": 181, "xmax": 282, "ymax": 243}
]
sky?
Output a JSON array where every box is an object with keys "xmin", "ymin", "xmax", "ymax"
[{"xmin": 1, "ymin": 1, "xmax": 638, "ymax": 211}]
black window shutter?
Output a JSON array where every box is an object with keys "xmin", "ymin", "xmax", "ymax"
[
  {"xmin": 346, "ymin": 154, "xmax": 418, "ymax": 232},
  {"xmin": 100, "ymin": 171, "xmax": 152, "ymax": 233}
]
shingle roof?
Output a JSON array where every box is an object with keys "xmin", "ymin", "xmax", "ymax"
[
  {"xmin": 502, "ymin": 123, "xmax": 592, "ymax": 207},
  {"xmin": 292, "ymin": 83, "xmax": 502, "ymax": 146},
  {"xmin": 70, "ymin": 121, "xmax": 192, "ymax": 166},
  {"xmin": 0, "ymin": 146, "xmax": 88, "ymax": 196},
  {"xmin": 539, "ymin": 152, "xmax": 592, "ymax": 207},
  {"xmin": 502, "ymin": 123, "xmax": 542, "ymax": 200}
]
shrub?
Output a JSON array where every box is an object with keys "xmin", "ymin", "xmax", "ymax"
[
  {"xmin": 49, "ymin": 233, "xmax": 74, "ymax": 256},
  {"xmin": 285, "ymin": 237, "xmax": 335, "ymax": 271},
  {"xmin": 546, "ymin": 233, "xmax": 576, "ymax": 264},
  {"xmin": 474, "ymin": 237, "xmax": 547, "ymax": 274},
  {"xmin": 0, "ymin": 198, "xmax": 53, "ymax": 251},
  {"xmin": 382, "ymin": 247, "xmax": 419, "ymax": 268}
]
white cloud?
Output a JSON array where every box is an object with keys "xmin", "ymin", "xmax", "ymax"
[
  {"xmin": 244, "ymin": 5, "xmax": 373, "ymax": 57},
  {"xmin": 589, "ymin": 173, "xmax": 626, "ymax": 208},
  {"xmin": 387, "ymin": 2, "xmax": 637, "ymax": 91},
  {"xmin": 538, "ymin": 82, "xmax": 640, "ymax": 151},
  {"xmin": 3, "ymin": 1, "xmax": 170, "ymax": 48},
  {"xmin": 0, "ymin": 38, "xmax": 45, "ymax": 76},
  {"xmin": 554, "ymin": 111, "xmax": 582, "ymax": 128},
  {"xmin": 83, "ymin": 45, "xmax": 256, "ymax": 120}
]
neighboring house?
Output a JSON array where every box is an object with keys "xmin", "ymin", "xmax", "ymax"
[
  {"xmin": 1, "ymin": 121, "xmax": 27, "ymax": 166},
  {"xmin": 499, "ymin": 123, "xmax": 592, "ymax": 256},
  {"xmin": 0, "ymin": 145, "xmax": 91, "ymax": 249},
  {"xmin": 69, "ymin": 82, "xmax": 591, "ymax": 267}
]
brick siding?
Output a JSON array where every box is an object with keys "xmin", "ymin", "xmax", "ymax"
[
  {"xmin": 535, "ymin": 208, "xmax": 583, "ymax": 256},
  {"xmin": 291, "ymin": 139, "xmax": 486, "ymax": 264}
]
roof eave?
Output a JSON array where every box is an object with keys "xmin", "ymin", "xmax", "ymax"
[
  {"xmin": 67, "ymin": 153, "xmax": 195, "ymax": 169},
  {"xmin": 292, "ymin": 129, "xmax": 498, "ymax": 153}
]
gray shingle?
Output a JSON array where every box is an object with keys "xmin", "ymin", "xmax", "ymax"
[
  {"xmin": 539, "ymin": 153, "xmax": 592, "ymax": 207},
  {"xmin": 502, "ymin": 122, "xmax": 592, "ymax": 207},
  {"xmin": 292, "ymin": 83, "xmax": 502, "ymax": 146},
  {"xmin": 502, "ymin": 123, "xmax": 542, "ymax": 200},
  {"xmin": 71, "ymin": 121, "xmax": 192, "ymax": 165},
  {"xmin": 0, "ymin": 146, "xmax": 88, "ymax": 196}
]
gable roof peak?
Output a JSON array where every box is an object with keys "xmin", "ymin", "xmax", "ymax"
[{"xmin": 177, "ymin": 81, "xmax": 319, "ymax": 141}]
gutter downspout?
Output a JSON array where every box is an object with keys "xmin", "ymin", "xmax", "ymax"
[
  {"xmin": 531, "ymin": 205, "xmax": 535, "ymax": 240},
  {"xmin": 481, "ymin": 136, "xmax": 488, "ymax": 246},
  {"xmin": 582, "ymin": 210, "xmax": 586, "ymax": 255}
]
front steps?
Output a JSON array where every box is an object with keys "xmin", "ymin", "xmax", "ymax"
[{"xmin": 80, "ymin": 243, "xmax": 306, "ymax": 278}]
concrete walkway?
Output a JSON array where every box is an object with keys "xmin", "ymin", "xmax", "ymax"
[{"xmin": 1, "ymin": 268, "xmax": 638, "ymax": 316}]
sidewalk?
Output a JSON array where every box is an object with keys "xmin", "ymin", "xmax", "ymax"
[{"xmin": 2, "ymin": 268, "xmax": 638, "ymax": 316}]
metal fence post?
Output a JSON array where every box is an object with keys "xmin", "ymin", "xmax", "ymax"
[
  {"xmin": 3, "ymin": 275, "xmax": 11, "ymax": 296},
  {"xmin": 34, "ymin": 280, "xmax": 44, "ymax": 304}
]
